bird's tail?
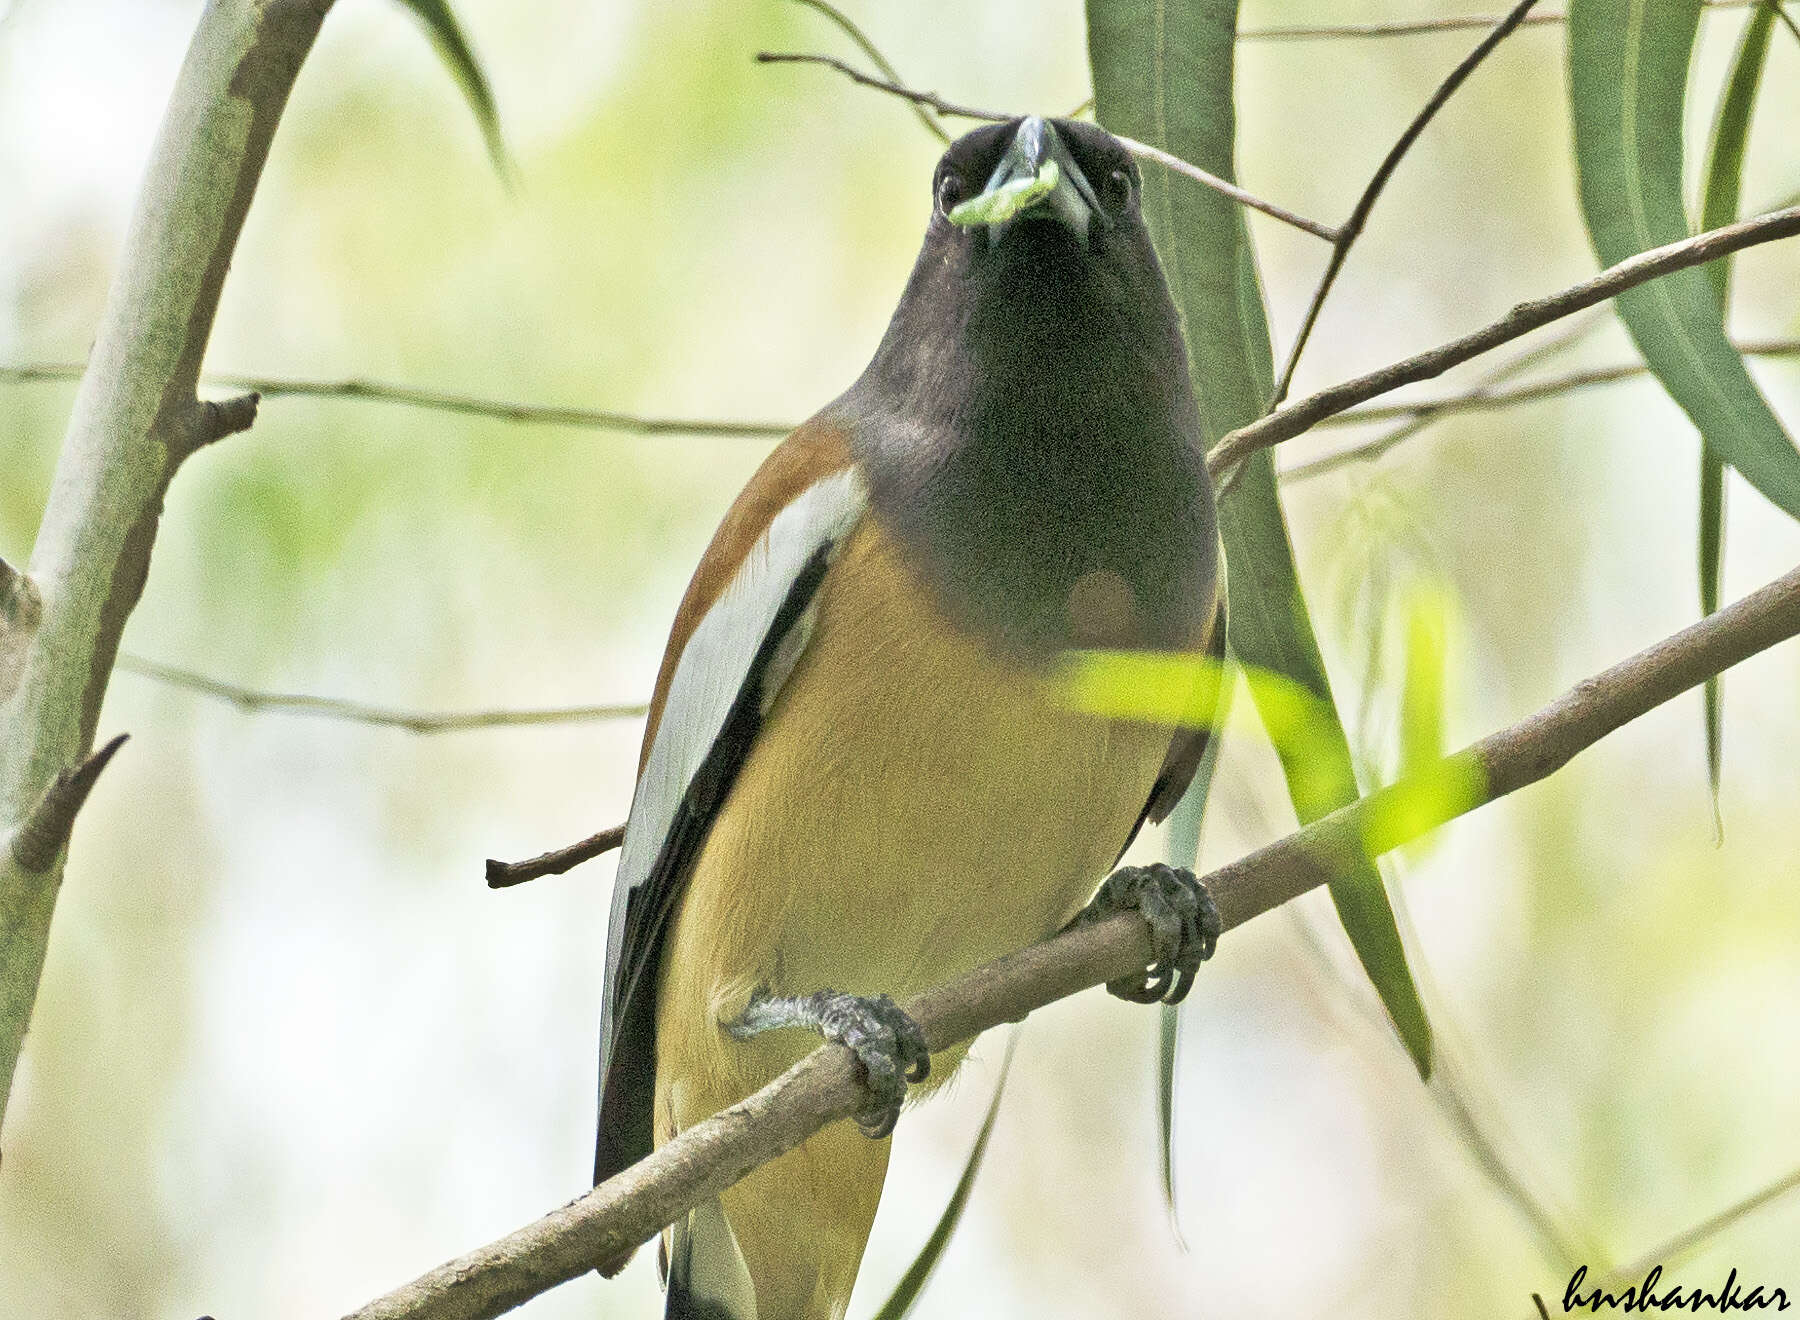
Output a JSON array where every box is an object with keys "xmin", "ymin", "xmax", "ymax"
[{"xmin": 665, "ymin": 1195, "xmax": 757, "ymax": 1320}]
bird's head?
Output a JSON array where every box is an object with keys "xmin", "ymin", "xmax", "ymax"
[
  {"xmin": 859, "ymin": 115, "xmax": 1192, "ymax": 430},
  {"xmin": 846, "ymin": 115, "xmax": 1214, "ymax": 658}
]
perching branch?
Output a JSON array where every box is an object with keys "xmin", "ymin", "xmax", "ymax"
[
  {"xmin": 343, "ymin": 558, "xmax": 1800, "ymax": 1320},
  {"xmin": 0, "ymin": 0, "xmax": 335, "ymax": 1135},
  {"xmin": 1271, "ymin": 0, "xmax": 1543, "ymax": 403},
  {"xmin": 115, "ymin": 654, "xmax": 648, "ymax": 734},
  {"xmin": 0, "ymin": 362, "xmax": 793, "ymax": 441},
  {"xmin": 1206, "ymin": 204, "xmax": 1800, "ymax": 480},
  {"xmin": 753, "ymin": 51, "xmax": 1340, "ymax": 242},
  {"xmin": 484, "ymin": 824, "xmax": 625, "ymax": 889}
]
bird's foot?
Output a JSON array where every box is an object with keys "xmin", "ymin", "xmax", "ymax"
[
  {"xmin": 727, "ymin": 988, "xmax": 930, "ymax": 1139},
  {"xmin": 1073, "ymin": 862, "xmax": 1221, "ymax": 1005}
]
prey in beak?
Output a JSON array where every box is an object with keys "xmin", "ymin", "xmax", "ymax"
[{"xmin": 946, "ymin": 115, "xmax": 1107, "ymax": 246}]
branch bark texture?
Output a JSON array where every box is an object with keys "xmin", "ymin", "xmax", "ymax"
[
  {"xmin": 345, "ymin": 559, "xmax": 1800, "ymax": 1320},
  {"xmin": 0, "ymin": 0, "xmax": 333, "ymax": 1132}
]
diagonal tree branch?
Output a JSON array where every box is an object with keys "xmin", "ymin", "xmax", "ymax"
[
  {"xmin": 115, "ymin": 654, "xmax": 648, "ymax": 733},
  {"xmin": 343, "ymin": 557, "xmax": 1800, "ymax": 1320},
  {"xmin": 1270, "ymin": 0, "xmax": 1543, "ymax": 404},
  {"xmin": 1206, "ymin": 204, "xmax": 1800, "ymax": 480},
  {"xmin": 0, "ymin": 0, "xmax": 336, "ymax": 1135},
  {"xmin": 753, "ymin": 51, "xmax": 1340, "ymax": 241}
]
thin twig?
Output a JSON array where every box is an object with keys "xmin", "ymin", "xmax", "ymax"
[
  {"xmin": 1285, "ymin": 336, "xmax": 1800, "ymax": 479},
  {"xmin": 0, "ymin": 363, "xmax": 793, "ymax": 441},
  {"xmin": 755, "ymin": 51, "xmax": 1009, "ymax": 121},
  {"xmin": 788, "ymin": 0, "xmax": 949, "ymax": 144},
  {"xmin": 1206, "ymin": 204, "xmax": 1800, "ymax": 479},
  {"xmin": 753, "ymin": 51, "xmax": 1339, "ymax": 242},
  {"xmin": 343, "ymin": 558, "xmax": 1800, "ymax": 1320},
  {"xmin": 1773, "ymin": 0, "xmax": 1800, "ymax": 46},
  {"xmin": 115, "ymin": 654, "xmax": 647, "ymax": 734},
  {"xmin": 1616, "ymin": 1164, "xmax": 1800, "ymax": 1279},
  {"xmin": 1271, "ymin": 0, "xmax": 1544, "ymax": 404},
  {"xmin": 1237, "ymin": 0, "xmax": 1749, "ymax": 40},
  {"xmin": 486, "ymin": 824, "xmax": 626, "ymax": 888},
  {"xmin": 1113, "ymin": 135, "xmax": 1339, "ymax": 241},
  {"xmin": 1518, "ymin": 1163, "xmax": 1800, "ymax": 1319}
]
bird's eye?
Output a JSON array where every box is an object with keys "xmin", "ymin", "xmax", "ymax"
[
  {"xmin": 936, "ymin": 172, "xmax": 967, "ymax": 215},
  {"xmin": 1102, "ymin": 167, "xmax": 1134, "ymax": 213}
]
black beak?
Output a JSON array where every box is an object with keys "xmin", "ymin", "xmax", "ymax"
[{"xmin": 962, "ymin": 116, "xmax": 1104, "ymax": 246}]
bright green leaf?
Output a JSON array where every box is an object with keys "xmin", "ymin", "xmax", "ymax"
[
  {"xmin": 1398, "ymin": 585, "xmax": 1450, "ymax": 777},
  {"xmin": 394, "ymin": 0, "xmax": 511, "ymax": 178},
  {"xmin": 1568, "ymin": 0, "xmax": 1800, "ymax": 526},
  {"xmin": 1086, "ymin": 0, "xmax": 1433, "ymax": 1079}
]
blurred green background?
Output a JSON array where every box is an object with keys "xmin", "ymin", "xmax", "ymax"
[{"xmin": 3, "ymin": 0, "xmax": 1799, "ymax": 1315}]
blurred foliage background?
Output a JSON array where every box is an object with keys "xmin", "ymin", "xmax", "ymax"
[{"xmin": 3, "ymin": 0, "xmax": 1799, "ymax": 1316}]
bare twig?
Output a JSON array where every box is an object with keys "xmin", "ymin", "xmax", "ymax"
[
  {"xmin": 485, "ymin": 824, "xmax": 626, "ymax": 888},
  {"xmin": 1206, "ymin": 205, "xmax": 1800, "ymax": 479},
  {"xmin": 755, "ymin": 50, "xmax": 1008, "ymax": 121},
  {"xmin": 0, "ymin": 363, "xmax": 793, "ymax": 441},
  {"xmin": 1112, "ymin": 135, "xmax": 1339, "ymax": 241},
  {"xmin": 1616, "ymin": 1164, "xmax": 1800, "ymax": 1280},
  {"xmin": 1284, "ymin": 336, "xmax": 1800, "ymax": 479},
  {"xmin": 753, "ymin": 51, "xmax": 1339, "ymax": 242},
  {"xmin": 788, "ymin": 0, "xmax": 948, "ymax": 144},
  {"xmin": 7, "ymin": 734, "xmax": 128, "ymax": 874},
  {"xmin": 1271, "ymin": 0, "xmax": 1543, "ymax": 404},
  {"xmin": 1238, "ymin": 0, "xmax": 1750, "ymax": 40},
  {"xmin": 115, "ymin": 654, "xmax": 647, "ymax": 734},
  {"xmin": 1519, "ymin": 1163, "xmax": 1800, "ymax": 1319},
  {"xmin": 1773, "ymin": 0, "xmax": 1800, "ymax": 46},
  {"xmin": 343, "ymin": 558, "xmax": 1800, "ymax": 1320}
]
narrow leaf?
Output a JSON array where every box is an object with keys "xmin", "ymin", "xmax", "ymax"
[
  {"xmin": 1157, "ymin": 657, "xmax": 1232, "ymax": 1232},
  {"xmin": 1568, "ymin": 0, "xmax": 1800, "ymax": 526},
  {"xmin": 1157, "ymin": 1002, "xmax": 1186, "ymax": 1246},
  {"xmin": 869, "ymin": 1031, "xmax": 1019, "ymax": 1320},
  {"xmin": 1693, "ymin": 0, "xmax": 1779, "ymax": 834},
  {"xmin": 394, "ymin": 0, "xmax": 510, "ymax": 177},
  {"xmin": 1087, "ymin": 0, "xmax": 1434, "ymax": 1079}
]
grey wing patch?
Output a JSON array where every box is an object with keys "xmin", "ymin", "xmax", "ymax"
[{"xmin": 595, "ymin": 470, "xmax": 867, "ymax": 1186}]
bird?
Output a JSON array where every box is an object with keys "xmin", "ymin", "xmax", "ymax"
[{"xmin": 594, "ymin": 114, "xmax": 1226, "ymax": 1320}]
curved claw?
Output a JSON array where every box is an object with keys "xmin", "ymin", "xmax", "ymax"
[
  {"xmin": 1076, "ymin": 862, "xmax": 1222, "ymax": 1006},
  {"xmin": 730, "ymin": 988, "xmax": 930, "ymax": 1140}
]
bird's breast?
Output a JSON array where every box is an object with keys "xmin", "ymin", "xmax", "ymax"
[{"xmin": 655, "ymin": 516, "xmax": 1181, "ymax": 1102}]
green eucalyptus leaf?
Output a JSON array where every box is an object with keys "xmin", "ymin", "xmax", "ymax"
[
  {"xmin": 394, "ymin": 0, "xmax": 510, "ymax": 177},
  {"xmin": 1692, "ymin": 0, "xmax": 1779, "ymax": 833},
  {"xmin": 1086, "ymin": 0, "xmax": 1433, "ymax": 1080},
  {"xmin": 1568, "ymin": 0, "xmax": 1800, "ymax": 526},
  {"xmin": 868, "ymin": 1032, "xmax": 1019, "ymax": 1320}
]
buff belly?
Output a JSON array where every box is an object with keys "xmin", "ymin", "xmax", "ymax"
[{"xmin": 650, "ymin": 520, "xmax": 1176, "ymax": 1320}]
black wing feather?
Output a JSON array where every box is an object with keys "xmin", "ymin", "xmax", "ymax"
[{"xmin": 595, "ymin": 541, "xmax": 836, "ymax": 1186}]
